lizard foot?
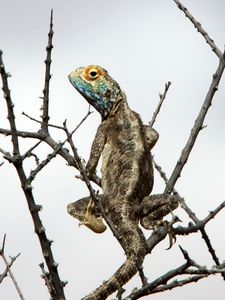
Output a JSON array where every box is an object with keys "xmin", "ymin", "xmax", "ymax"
[
  {"xmin": 163, "ymin": 215, "xmax": 181, "ymax": 249},
  {"xmin": 149, "ymin": 219, "xmax": 176, "ymax": 249},
  {"xmin": 67, "ymin": 197, "xmax": 107, "ymax": 234},
  {"xmin": 148, "ymin": 216, "xmax": 180, "ymax": 249},
  {"xmin": 79, "ymin": 198, "xmax": 107, "ymax": 234}
]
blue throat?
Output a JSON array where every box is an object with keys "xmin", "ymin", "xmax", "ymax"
[{"xmin": 69, "ymin": 76, "xmax": 115, "ymax": 118}]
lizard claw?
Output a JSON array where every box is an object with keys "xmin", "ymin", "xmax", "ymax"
[
  {"xmin": 166, "ymin": 215, "xmax": 181, "ymax": 250},
  {"xmin": 166, "ymin": 226, "xmax": 176, "ymax": 250}
]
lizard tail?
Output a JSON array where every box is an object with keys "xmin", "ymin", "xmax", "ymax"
[{"xmin": 81, "ymin": 229, "xmax": 147, "ymax": 300}]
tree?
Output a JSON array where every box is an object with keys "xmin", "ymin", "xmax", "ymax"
[{"xmin": 0, "ymin": 1, "xmax": 225, "ymax": 299}]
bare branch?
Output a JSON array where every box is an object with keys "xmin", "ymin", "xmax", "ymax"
[
  {"xmin": 0, "ymin": 125, "xmax": 102, "ymax": 186},
  {"xmin": 0, "ymin": 147, "xmax": 14, "ymax": 162},
  {"xmin": 164, "ymin": 52, "xmax": 225, "ymax": 194},
  {"xmin": 0, "ymin": 235, "xmax": 25, "ymax": 299},
  {"xmin": 156, "ymin": 52, "xmax": 225, "ymax": 280},
  {"xmin": 174, "ymin": 200, "xmax": 225, "ymax": 235},
  {"xmin": 27, "ymin": 108, "xmax": 93, "ymax": 183},
  {"xmin": 138, "ymin": 265, "xmax": 148, "ymax": 286},
  {"xmin": 0, "ymin": 50, "xmax": 20, "ymax": 155},
  {"xmin": 149, "ymin": 81, "xmax": 171, "ymax": 127},
  {"xmin": 38, "ymin": 262, "xmax": 68, "ymax": 299},
  {"xmin": 28, "ymin": 148, "xmax": 61, "ymax": 183},
  {"xmin": 1, "ymin": 253, "xmax": 24, "ymax": 300},
  {"xmin": 41, "ymin": 9, "xmax": 54, "ymax": 132},
  {"xmin": 116, "ymin": 287, "xmax": 125, "ymax": 300},
  {"xmin": 21, "ymin": 140, "xmax": 42, "ymax": 162},
  {"xmin": 0, "ymin": 127, "xmax": 45, "ymax": 139},
  {"xmin": 0, "ymin": 254, "xmax": 20, "ymax": 284},
  {"xmin": 203, "ymin": 200, "xmax": 225, "ymax": 224},
  {"xmin": 124, "ymin": 261, "xmax": 190, "ymax": 299},
  {"xmin": 154, "ymin": 152, "xmax": 225, "ymax": 278},
  {"xmin": 124, "ymin": 249, "xmax": 225, "ymax": 300},
  {"xmin": 185, "ymin": 267, "xmax": 225, "ymax": 276},
  {"xmin": 22, "ymin": 111, "xmax": 65, "ymax": 131},
  {"xmin": 0, "ymin": 234, "xmax": 6, "ymax": 255},
  {"xmin": 0, "ymin": 13, "xmax": 66, "ymax": 299},
  {"xmin": 151, "ymin": 74, "xmax": 225, "ymax": 278},
  {"xmin": 173, "ymin": 0, "xmax": 223, "ymax": 58},
  {"xmin": 12, "ymin": 162, "xmax": 66, "ymax": 299},
  {"xmin": 150, "ymin": 275, "xmax": 206, "ymax": 295}
]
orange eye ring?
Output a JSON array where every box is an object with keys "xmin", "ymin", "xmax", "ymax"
[{"xmin": 83, "ymin": 65, "xmax": 106, "ymax": 81}]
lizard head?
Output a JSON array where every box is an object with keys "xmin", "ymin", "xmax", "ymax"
[{"xmin": 68, "ymin": 65, "xmax": 123, "ymax": 119}]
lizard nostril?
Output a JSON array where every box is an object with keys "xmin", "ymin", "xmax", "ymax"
[{"xmin": 104, "ymin": 89, "xmax": 111, "ymax": 99}]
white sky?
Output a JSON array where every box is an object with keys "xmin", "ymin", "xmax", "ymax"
[{"xmin": 0, "ymin": 0, "xmax": 225, "ymax": 299}]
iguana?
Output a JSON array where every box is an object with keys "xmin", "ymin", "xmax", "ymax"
[{"xmin": 67, "ymin": 65, "xmax": 179, "ymax": 300}]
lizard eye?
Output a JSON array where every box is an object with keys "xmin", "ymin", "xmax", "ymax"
[{"xmin": 89, "ymin": 69, "xmax": 98, "ymax": 79}]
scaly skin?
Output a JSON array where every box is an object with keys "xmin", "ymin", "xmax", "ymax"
[{"xmin": 68, "ymin": 66, "xmax": 178, "ymax": 300}]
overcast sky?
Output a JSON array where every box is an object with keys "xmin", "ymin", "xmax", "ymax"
[{"xmin": 0, "ymin": 0, "xmax": 225, "ymax": 299}]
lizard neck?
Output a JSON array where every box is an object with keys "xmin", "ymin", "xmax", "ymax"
[{"xmin": 105, "ymin": 91, "xmax": 129, "ymax": 120}]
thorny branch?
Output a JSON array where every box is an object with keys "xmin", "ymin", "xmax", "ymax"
[
  {"xmin": 0, "ymin": 51, "xmax": 19, "ymax": 156},
  {"xmin": 41, "ymin": 9, "xmax": 53, "ymax": 132},
  {"xmin": 159, "ymin": 0, "xmax": 225, "ymax": 282},
  {"xmin": 148, "ymin": 54, "xmax": 225, "ymax": 283},
  {"xmin": 26, "ymin": 109, "xmax": 92, "ymax": 184},
  {"xmin": 164, "ymin": 50, "xmax": 225, "ymax": 195},
  {"xmin": 154, "ymin": 152, "xmax": 225, "ymax": 278},
  {"xmin": 0, "ymin": 13, "xmax": 66, "ymax": 300},
  {"xmin": 149, "ymin": 81, "xmax": 171, "ymax": 128},
  {"xmin": 124, "ymin": 247, "xmax": 225, "ymax": 300},
  {"xmin": 22, "ymin": 111, "xmax": 65, "ymax": 131},
  {"xmin": 173, "ymin": 0, "xmax": 222, "ymax": 59},
  {"xmin": 0, "ymin": 126, "xmax": 102, "ymax": 185}
]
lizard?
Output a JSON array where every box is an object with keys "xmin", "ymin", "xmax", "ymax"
[{"xmin": 67, "ymin": 65, "xmax": 179, "ymax": 300}]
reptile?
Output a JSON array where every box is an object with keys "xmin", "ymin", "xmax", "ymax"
[{"xmin": 67, "ymin": 65, "xmax": 179, "ymax": 300}]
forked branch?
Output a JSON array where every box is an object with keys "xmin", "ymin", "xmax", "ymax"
[{"xmin": 0, "ymin": 235, "xmax": 25, "ymax": 300}]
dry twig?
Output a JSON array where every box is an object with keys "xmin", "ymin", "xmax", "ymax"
[
  {"xmin": 41, "ymin": 9, "xmax": 54, "ymax": 132},
  {"xmin": 173, "ymin": 0, "xmax": 222, "ymax": 58},
  {"xmin": 149, "ymin": 81, "xmax": 171, "ymax": 127},
  {"xmin": 0, "ymin": 235, "xmax": 25, "ymax": 300}
]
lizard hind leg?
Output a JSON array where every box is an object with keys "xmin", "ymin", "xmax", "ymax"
[
  {"xmin": 140, "ymin": 194, "xmax": 180, "ymax": 248},
  {"xmin": 140, "ymin": 194, "xmax": 179, "ymax": 230}
]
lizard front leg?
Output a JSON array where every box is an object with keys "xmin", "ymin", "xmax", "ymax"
[
  {"xmin": 68, "ymin": 123, "xmax": 107, "ymax": 233},
  {"xmin": 85, "ymin": 123, "xmax": 107, "ymax": 178}
]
